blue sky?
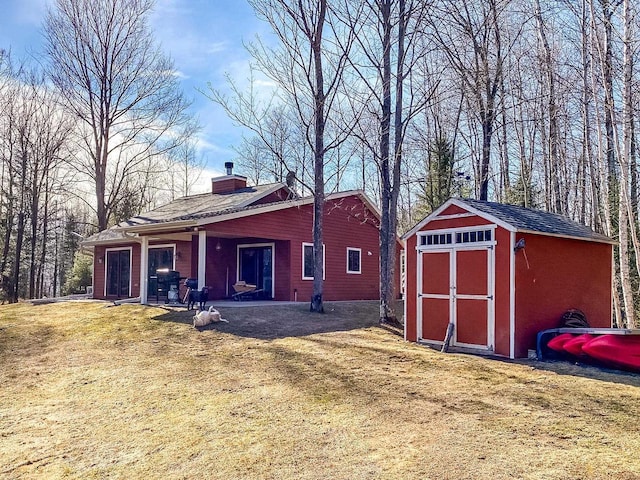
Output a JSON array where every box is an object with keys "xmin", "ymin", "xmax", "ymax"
[{"xmin": 0, "ymin": 0, "xmax": 270, "ymax": 180}]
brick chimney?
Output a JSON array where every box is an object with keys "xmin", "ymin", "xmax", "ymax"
[{"xmin": 211, "ymin": 162, "xmax": 247, "ymax": 194}]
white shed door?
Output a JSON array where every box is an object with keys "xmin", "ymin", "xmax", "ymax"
[{"xmin": 417, "ymin": 230, "xmax": 495, "ymax": 351}]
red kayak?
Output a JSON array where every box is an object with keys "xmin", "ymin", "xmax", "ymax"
[
  {"xmin": 562, "ymin": 334, "xmax": 596, "ymax": 357},
  {"xmin": 546, "ymin": 333, "xmax": 576, "ymax": 353},
  {"xmin": 582, "ymin": 335, "xmax": 640, "ymax": 372}
]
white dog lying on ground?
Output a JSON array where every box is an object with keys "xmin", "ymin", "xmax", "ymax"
[{"xmin": 193, "ymin": 306, "xmax": 228, "ymax": 327}]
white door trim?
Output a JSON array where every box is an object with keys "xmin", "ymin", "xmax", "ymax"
[
  {"xmin": 416, "ymin": 235, "xmax": 496, "ymax": 351},
  {"xmin": 236, "ymin": 242, "xmax": 276, "ymax": 299},
  {"xmin": 104, "ymin": 246, "xmax": 133, "ymax": 298},
  {"xmin": 451, "ymin": 245, "xmax": 495, "ymax": 351}
]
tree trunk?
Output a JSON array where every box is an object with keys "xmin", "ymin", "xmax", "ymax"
[
  {"xmin": 619, "ymin": 0, "xmax": 637, "ymax": 328},
  {"xmin": 29, "ymin": 177, "xmax": 39, "ymax": 299},
  {"xmin": 378, "ymin": 0, "xmax": 393, "ymax": 322},
  {"xmin": 535, "ymin": 0, "xmax": 563, "ymax": 214},
  {"xmin": 479, "ymin": 111, "xmax": 494, "ymax": 201},
  {"xmin": 310, "ymin": 0, "xmax": 327, "ymax": 313},
  {"xmin": 12, "ymin": 212, "xmax": 25, "ymax": 303}
]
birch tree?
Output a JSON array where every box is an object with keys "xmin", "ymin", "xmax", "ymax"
[{"xmin": 430, "ymin": 0, "xmax": 511, "ymax": 200}]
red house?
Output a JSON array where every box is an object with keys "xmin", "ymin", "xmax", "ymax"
[
  {"xmin": 83, "ymin": 169, "xmax": 387, "ymax": 304},
  {"xmin": 403, "ymin": 198, "xmax": 614, "ymax": 358}
]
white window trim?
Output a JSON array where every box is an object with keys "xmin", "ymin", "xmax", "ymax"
[
  {"xmin": 302, "ymin": 242, "xmax": 325, "ymax": 280},
  {"xmin": 417, "ymin": 225, "xmax": 497, "ymax": 251},
  {"xmin": 104, "ymin": 246, "xmax": 133, "ymax": 298},
  {"xmin": 346, "ymin": 247, "xmax": 362, "ymax": 274}
]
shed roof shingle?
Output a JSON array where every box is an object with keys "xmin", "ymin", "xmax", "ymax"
[{"xmin": 459, "ymin": 198, "xmax": 613, "ymax": 243}]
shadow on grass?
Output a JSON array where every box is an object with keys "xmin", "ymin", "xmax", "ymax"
[
  {"xmin": 520, "ymin": 358, "xmax": 640, "ymax": 388},
  {"xmin": 0, "ymin": 323, "xmax": 59, "ymax": 361},
  {"xmin": 151, "ymin": 301, "xmax": 383, "ymax": 340},
  {"xmin": 413, "ymin": 339, "xmax": 640, "ymax": 388}
]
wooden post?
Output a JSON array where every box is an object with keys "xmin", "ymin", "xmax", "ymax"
[{"xmin": 441, "ymin": 323, "xmax": 455, "ymax": 353}]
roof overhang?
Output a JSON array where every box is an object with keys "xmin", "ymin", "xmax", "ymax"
[
  {"xmin": 81, "ymin": 190, "xmax": 388, "ymax": 248},
  {"xmin": 116, "ymin": 219, "xmax": 197, "ymax": 234},
  {"xmin": 81, "ymin": 232, "xmax": 140, "ymax": 247}
]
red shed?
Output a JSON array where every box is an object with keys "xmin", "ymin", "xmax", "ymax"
[{"xmin": 403, "ymin": 198, "xmax": 614, "ymax": 358}]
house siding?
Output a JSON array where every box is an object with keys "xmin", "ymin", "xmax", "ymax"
[
  {"xmin": 202, "ymin": 194, "xmax": 381, "ymax": 301},
  {"xmin": 92, "ymin": 193, "xmax": 390, "ymax": 303},
  {"xmin": 94, "ymin": 243, "xmax": 141, "ymax": 299}
]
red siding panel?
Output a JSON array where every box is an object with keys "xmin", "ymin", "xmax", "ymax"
[
  {"xmin": 422, "ymin": 215, "xmax": 493, "ymax": 231},
  {"xmin": 513, "ymin": 234, "xmax": 612, "ymax": 357},
  {"xmin": 205, "ymin": 195, "xmax": 382, "ymax": 301},
  {"xmin": 493, "ymin": 227, "xmax": 512, "ymax": 357},
  {"xmin": 439, "ymin": 204, "xmax": 469, "ymax": 216}
]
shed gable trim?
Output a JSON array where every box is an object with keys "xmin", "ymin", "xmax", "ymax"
[
  {"xmin": 509, "ymin": 228, "xmax": 617, "ymax": 245},
  {"xmin": 402, "ymin": 198, "xmax": 516, "ymax": 240},
  {"xmin": 430, "ymin": 212, "xmax": 476, "ymax": 221}
]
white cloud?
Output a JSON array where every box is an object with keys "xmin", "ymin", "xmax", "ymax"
[
  {"xmin": 190, "ymin": 167, "xmax": 225, "ymax": 194},
  {"xmin": 206, "ymin": 42, "xmax": 228, "ymax": 55},
  {"xmin": 172, "ymin": 70, "xmax": 189, "ymax": 80}
]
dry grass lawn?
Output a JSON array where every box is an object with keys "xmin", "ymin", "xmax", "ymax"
[{"xmin": 1, "ymin": 300, "xmax": 640, "ymax": 480}]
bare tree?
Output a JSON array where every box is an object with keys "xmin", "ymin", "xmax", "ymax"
[
  {"xmin": 43, "ymin": 0, "xmax": 195, "ymax": 231},
  {"xmin": 22, "ymin": 71, "xmax": 74, "ymax": 298},
  {"xmin": 207, "ymin": 74, "xmax": 313, "ymax": 193},
  {"xmin": 340, "ymin": 0, "xmax": 434, "ymax": 323},
  {"xmin": 234, "ymin": 0, "xmax": 356, "ymax": 313},
  {"xmin": 166, "ymin": 138, "xmax": 207, "ymax": 199},
  {"xmin": 617, "ymin": 0, "xmax": 637, "ymax": 328},
  {"xmin": 430, "ymin": 0, "xmax": 514, "ymax": 200},
  {"xmin": 534, "ymin": 0, "xmax": 564, "ymax": 213}
]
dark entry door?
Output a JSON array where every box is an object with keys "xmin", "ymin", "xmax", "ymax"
[
  {"xmin": 106, "ymin": 249, "xmax": 131, "ymax": 298},
  {"xmin": 148, "ymin": 247, "xmax": 174, "ymax": 297},
  {"xmin": 239, "ymin": 245, "xmax": 273, "ymax": 298}
]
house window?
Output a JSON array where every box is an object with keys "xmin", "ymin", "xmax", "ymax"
[
  {"xmin": 347, "ymin": 248, "xmax": 361, "ymax": 274},
  {"xmin": 302, "ymin": 242, "xmax": 325, "ymax": 280}
]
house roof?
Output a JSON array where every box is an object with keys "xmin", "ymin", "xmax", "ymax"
[
  {"xmin": 82, "ymin": 187, "xmax": 381, "ymax": 245},
  {"xmin": 121, "ymin": 182, "xmax": 290, "ymax": 228},
  {"xmin": 120, "ymin": 189, "xmax": 380, "ymax": 232},
  {"xmin": 404, "ymin": 198, "xmax": 615, "ymax": 244},
  {"xmin": 82, "ymin": 227, "xmax": 132, "ymax": 246}
]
